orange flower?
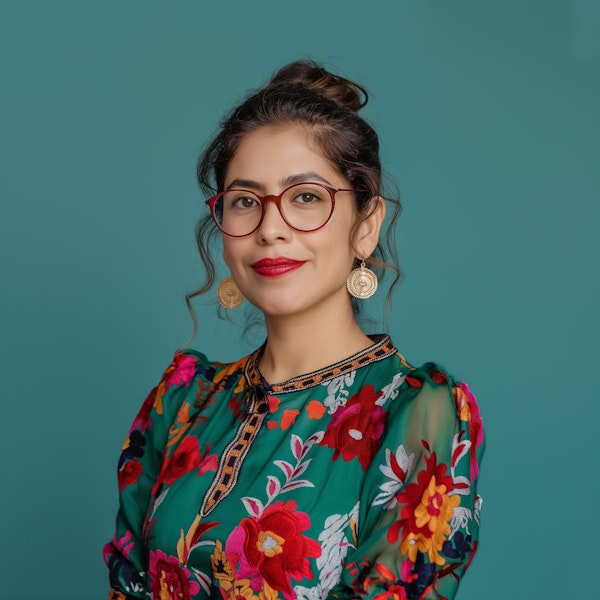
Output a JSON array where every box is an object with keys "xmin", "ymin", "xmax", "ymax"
[
  {"xmin": 305, "ymin": 400, "xmax": 326, "ymax": 420},
  {"xmin": 280, "ymin": 409, "xmax": 300, "ymax": 430}
]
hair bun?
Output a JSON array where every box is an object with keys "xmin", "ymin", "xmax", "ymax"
[{"xmin": 267, "ymin": 60, "xmax": 367, "ymax": 112}]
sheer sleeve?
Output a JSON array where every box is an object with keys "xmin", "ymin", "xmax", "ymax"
[
  {"xmin": 333, "ymin": 367, "xmax": 485, "ymax": 600},
  {"xmin": 103, "ymin": 352, "xmax": 205, "ymax": 599}
]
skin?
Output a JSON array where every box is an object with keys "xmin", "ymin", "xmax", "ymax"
[{"xmin": 222, "ymin": 124, "xmax": 386, "ymax": 383}]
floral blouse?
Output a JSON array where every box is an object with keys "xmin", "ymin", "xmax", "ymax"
[{"xmin": 104, "ymin": 335, "xmax": 484, "ymax": 600}]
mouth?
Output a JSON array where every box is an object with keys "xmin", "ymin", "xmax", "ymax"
[{"xmin": 252, "ymin": 257, "xmax": 306, "ymax": 278}]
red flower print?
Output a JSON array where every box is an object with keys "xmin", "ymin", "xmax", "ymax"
[
  {"xmin": 404, "ymin": 375, "xmax": 422, "ymax": 388},
  {"xmin": 148, "ymin": 549, "xmax": 200, "ymax": 599},
  {"xmin": 372, "ymin": 583, "xmax": 408, "ymax": 600},
  {"xmin": 131, "ymin": 388, "xmax": 156, "ymax": 432},
  {"xmin": 347, "ymin": 557, "xmax": 433, "ymax": 600},
  {"xmin": 163, "ymin": 437, "xmax": 202, "ymax": 485},
  {"xmin": 152, "ymin": 436, "xmax": 217, "ymax": 494},
  {"xmin": 389, "ymin": 453, "xmax": 460, "ymax": 566},
  {"xmin": 452, "ymin": 382, "xmax": 484, "ymax": 481},
  {"xmin": 224, "ymin": 500, "xmax": 320, "ymax": 599},
  {"xmin": 199, "ymin": 452, "xmax": 218, "ymax": 475},
  {"xmin": 428, "ymin": 369, "xmax": 448, "ymax": 384},
  {"xmin": 320, "ymin": 385, "xmax": 387, "ymax": 469},
  {"xmin": 118, "ymin": 458, "xmax": 143, "ymax": 491}
]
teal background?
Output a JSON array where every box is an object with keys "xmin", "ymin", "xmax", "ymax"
[{"xmin": 1, "ymin": 1, "xmax": 599, "ymax": 598}]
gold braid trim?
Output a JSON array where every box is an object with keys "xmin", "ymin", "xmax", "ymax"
[{"xmin": 199, "ymin": 385, "xmax": 268, "ymax": 517}]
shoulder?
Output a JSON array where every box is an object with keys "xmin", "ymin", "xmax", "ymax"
[
  {"xmin": 133, "ymin": 349, "xmax": 251, "ymax": 426},
  {"xmin": 158, "ymin": 348, "xmax": 252, "ymax": 395},
  {"xmin": 389, "ymin": 351, "xmax": 481, "ymax": 420},
  {"xmin": 384, "ymin": 352, "xmax": 485, "ymax": 474},
  {"xmin": 379, "ymin": 349, "xmax": 483, "ymax": 436},
  {"xmin": 159, "ymin": 349, "xmax": 218, "ymax": 388}
]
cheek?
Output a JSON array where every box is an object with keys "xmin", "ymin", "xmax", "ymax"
[
  {"xmin": 221, "ymin": 239, "xmax": 235, "ymax": 271},
  {"xmin": 321, "ymin": 216, "xmax": 356, "ymax": 258},
  {"xmin": 221, "ymin": 239, "xmax": 251, "ymax": 279}
]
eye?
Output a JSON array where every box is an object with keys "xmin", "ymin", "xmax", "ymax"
[
  {"xmin": 292, "ymin": 191, "xmax": 324, "ymax": 205},
  {"xmin": 229, "ymin": 193, "xmax": 260, "ymax": 210}
]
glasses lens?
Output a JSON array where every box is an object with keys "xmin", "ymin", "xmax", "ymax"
[
  {"xmin": 280, "ymin": 183, "xmax": 333, "ymax": 231},
  {"xmin": 215, "ymin": 190, "xmax": 263, "ymax": 236}
]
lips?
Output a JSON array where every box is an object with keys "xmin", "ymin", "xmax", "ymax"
[{"xmin": 252, "ymin": 257, "xmax": 306, "ymax": 277}]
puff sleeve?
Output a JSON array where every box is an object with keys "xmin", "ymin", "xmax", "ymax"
[
  {"xmin": 332, "ymin": 367, "xmax": 485, "ymax": 600},
  {"xmin": 103, "ymin": 352, "xmax": 205, "ymax": 599}
]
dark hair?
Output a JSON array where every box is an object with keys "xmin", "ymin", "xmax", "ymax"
[{"xmin": 187, "ymin": 60, "xmax": 401, "ymax": 334}]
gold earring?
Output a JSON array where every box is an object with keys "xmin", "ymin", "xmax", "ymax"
[
  {"xmin": 346, "ymin": 261, "xmax": 378, "ymax": 299},
  {"xmin": 217, "ymin": 277, "xmax": 244, "ymax": 309}
]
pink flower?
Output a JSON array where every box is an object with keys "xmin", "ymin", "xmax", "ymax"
[
  {"xmin": 163, "ymin": 353, "xmax": 199, "ymax": 393},
  {"xmin": 154, "ymin": 353, "xmax": 199, "ymax": 415},
  {"xmin": 103, "ymin": 530, "xmax": 135, "ymax": 563}
]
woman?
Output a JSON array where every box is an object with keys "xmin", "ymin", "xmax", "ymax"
[{"xmin": 104, "ymin": 61, "xmax": 484, "ymax": 600}]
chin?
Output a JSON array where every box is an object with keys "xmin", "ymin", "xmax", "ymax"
[
  {"xmin": 254, "ymin": 301, "xmax": 305, "ymax": 319},
  {"xmin": 244, "ymin": 290, "xmax": 304, "ymax": 316}
]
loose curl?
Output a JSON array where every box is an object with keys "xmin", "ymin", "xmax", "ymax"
[{"xmin": 187, "ymin": 60, "xmax": 401, "ymax": 336}]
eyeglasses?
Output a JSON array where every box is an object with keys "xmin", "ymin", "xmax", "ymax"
[{"xmin": 205, "ymin": 182, "xmax": 358, "ymax": 237}]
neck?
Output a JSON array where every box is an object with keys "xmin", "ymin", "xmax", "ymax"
[{"xmin": 258, "ymin": 295, "xmax": 375, "ymax": 384}]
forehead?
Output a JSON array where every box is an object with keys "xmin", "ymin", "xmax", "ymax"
[{"xmin": 224, "ymin": 125, "xmax": 346, "ymax": 189}]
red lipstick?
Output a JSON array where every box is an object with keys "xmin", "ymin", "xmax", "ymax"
[{"xmin": 252, "ymin": 257, "xmax": 305, "ymax": 278}]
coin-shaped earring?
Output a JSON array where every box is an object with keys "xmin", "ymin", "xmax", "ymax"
[
  {"xmin": 217, "ymin": 277, "xmax": 244, "ymax": 309},
  {"xmin": 346, "ymin": 261, "xmax": 378, "ymax": 299}
]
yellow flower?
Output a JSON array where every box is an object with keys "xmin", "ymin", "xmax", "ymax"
[
  {"xmin": 211, "ymin": 540, "xmax": 234, "ymax": 583},
  {"xmin": 453, "ymin": 385, "xmax": 471, "ymax": 422},
  {"xmin": 401, "ymin": 478, "xmax": 460, "ymax": 565},
  {"xmin": 228, "ymin": 579, "xmax": 258, "ymax": 600},
  {"xmin": 396, "ymin": 454, "xmax": 461, "ymax": 566},
  {"xmin": 256, "ymin": 530, "xmax": 285, "ymax": 557},
  {"xmin": 259, "ymin": 582, "xmax": 279, "ymax": 600}
]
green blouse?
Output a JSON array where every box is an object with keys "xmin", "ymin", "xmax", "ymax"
[{"xmin": 104, "ymin": 335, "xmax": 484, "ymax": 600}]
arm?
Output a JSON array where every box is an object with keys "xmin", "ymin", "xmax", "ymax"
[
  {"xmin": 103, "ymin": 352, "xmax": 203, "ymax": 599},
  {"xmin": 334, "ymin": 369, "xmax": 484, "ymax": 600}
]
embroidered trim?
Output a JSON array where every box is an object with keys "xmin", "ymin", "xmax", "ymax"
[
  {"xmin": 199, "ymin": 386, "xmax": 268, "ymax": 516},
  {"xmin": 245, "ymin": 334, "xmax": 397, "ymax": 394}
]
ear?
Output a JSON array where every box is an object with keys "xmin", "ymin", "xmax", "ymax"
[{"xmin": 354, "ymin": 196, "xmax": 386, "ymax": 259}]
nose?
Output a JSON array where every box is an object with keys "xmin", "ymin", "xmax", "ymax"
[{"xmin": 256, "ymin": 199, "xmax": 292, "ymax": 244}]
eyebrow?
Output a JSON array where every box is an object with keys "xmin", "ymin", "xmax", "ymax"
[{"xmin": 225, "ymin": 172, "xmax": 334, "ymax": 191}]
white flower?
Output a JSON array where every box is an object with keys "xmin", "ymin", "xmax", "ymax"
[
  {"xmin": 372, "ymin": 445, "xmax": 414, "ymax": 508},
  {"xmin": 322, "ymin": 372, "xmax": 356, "ymax": 413},
  {"xmin": 449, "ymin": 506, "xmax": 472, "ymax": 538},
  {"xmin": 377, "ymin": 372, "xmax": 406, "ymax": 406}
]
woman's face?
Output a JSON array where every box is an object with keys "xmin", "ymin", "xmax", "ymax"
[{"xmin": 221, "ymin": 124, "xmax": 382, "ymax": 320}]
